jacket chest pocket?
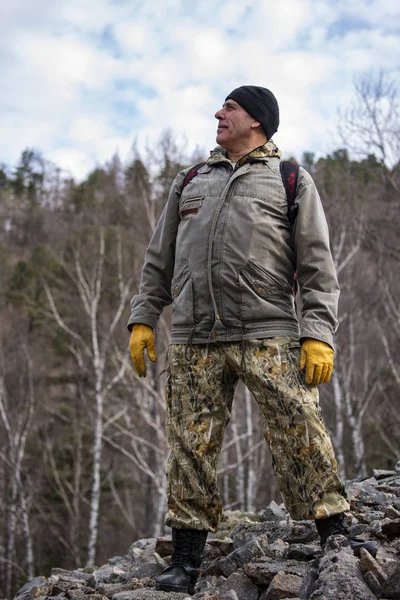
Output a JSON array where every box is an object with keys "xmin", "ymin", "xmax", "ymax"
[{"xmin": 179, "ymin": 197, "xmax": 203, "ymax": 218}]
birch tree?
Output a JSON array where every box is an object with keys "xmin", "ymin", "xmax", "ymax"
[
  {"xmin": 44, "ymin": 225, "xmax": 133, "ymax": 566},
  {"xmin": 0, "ymin": 343, "xmax": 35, "ymax": 598}
]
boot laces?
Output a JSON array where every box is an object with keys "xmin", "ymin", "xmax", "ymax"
[{"xmin": 171, "ymin": 531, "xmax": 197, "ymax": 567}]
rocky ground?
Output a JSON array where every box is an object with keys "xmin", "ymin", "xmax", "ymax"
[{"xmin": 13, "ymin": 465, "xmax": 400, "ymax": 600}]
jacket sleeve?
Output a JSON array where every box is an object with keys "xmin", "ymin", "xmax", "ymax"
[
  {"xmin": 292, "ymin": 167, "xmax": 339, "ymax": 349},
  {"xmin": 127, "ymin": 170, "xmax": 186, "ymax": 332}
]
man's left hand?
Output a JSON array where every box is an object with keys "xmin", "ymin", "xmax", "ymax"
[{"xmin": 300, "ymin": 339, "xmax": 334, "ymax": 385}]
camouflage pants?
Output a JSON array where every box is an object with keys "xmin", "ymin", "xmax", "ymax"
[{"xmin": 165, "ymin": 337, "xmax": 349, "ymax": 532}]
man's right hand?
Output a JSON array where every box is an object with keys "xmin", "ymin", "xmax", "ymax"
[{"xmin": 129, "ymin": 324, "xmax": 157, "ymax": 377}]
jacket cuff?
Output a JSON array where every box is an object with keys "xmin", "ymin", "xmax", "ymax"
[
  {"xmin": 127, "ymin": 315, "xmax": 158, "ymax": 332},
  {"xmin": 300, "ymin": 321, "xmax": 335, "ymax": 351}
]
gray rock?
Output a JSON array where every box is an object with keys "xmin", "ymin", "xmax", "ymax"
[
  {"xmin": 219, "ymin": 591, "xmax": 240, "ymax": 600},
  {"xmin": 260, "ymin": 501, "xmax": 289, "ymax": 521},
  {"xmin": 154, "ymin": 537, "xmax": 172, "ymax": 557},
  {"xmin": 243, "ymin": 557, "xmax": 306, "ymax": 586},
  {"xmin": 387, "ymin": 476, "xmax": 400, "ymax": 485},
  {"xmin": 138, "ymin": 540, "xmax": 157, "ymax": 565},
  {"xmin": 376, "ymin": 555, "xmax": 400, "ymax": 579},
  {"xmin": 112, "ymin": 590, "xmax": 189, "ymax": 600},
  {"xmin": 355, "ymin": 510, "xmax": 386, "ymax": 524},
  {"xmin": 88, "ymin": 565, "xmax": 128, "ymax": 587},
  {"xmin": 268, "ymin": 521, "xmax": 318, "ymax": 545},
  {"xmin": 385, "ymin": 505, "xmax": 400, "ymax": 519},
  {"xmin": 204, "ymin": 534, "xmax": 269, "ymax": 576},
  {"xmin": 192, "ymin": 577, "xmax": 217, "ymax": 596},
  {"xmin": 309, "ymin": 535, "xmax": 376, "ymax": 599},
  {"xmin": 12, "ymin": 467, "xmax": 400, "ymax": 600},
  {"xmin": 153, "ymin": 552, "xmax": 167, "ymax": 566},
  {"xmin": 127, "ymin": 563, "xmax": 164, "ymax": 579},
  {"xmin": 216, "ymin": 571, "xmax": 259, "ymax": 600},
  {"xmin": 382, "ymin": 518, "xmax": 400, "ymax": 540},
  {"xmin": 286, "ymin": 543, "xmax": 321, "ymax": 561},
  {"xmin": 380, "ymin": 564, "xmax": 400, "ymax": 599},
  {"xmin": 65, "ymin": 593, "xmax": 88, "ymax": 600},
  {"xmin": 298, "ymin": 562, "xmax": 318, "ymax": 599},
  {"xmin": 47, "ymin": 580, "xmax": 88, "ymax": 597},
  {"xmin": 130, "ymin": 548, "xmax": 143, "ymax": 563},
  {"xmin": 376, "ymin": 484, "xmax": 400, "ymax": 493},
  {"xmin": 230, "ymin": 521, "xmax": 275, "ymax": 549},
  {"xmin": 216, "ymin": 510, "xmax": 262, "ymax": 537},
  {"xmin": 50, "ymin": 569, "xmax": 92, "ymax": 583},
  {"xmin": 267, "ymin": 539, "xmax": 289, "ymax": 558},
  {"xmin": 206, "ymin": 538, "xmax": 234, "ymax": 556},
  {"xmin": 228, "ymin": 517, "xmax": 318, "ymax": 549},
  {"xmin": 349, "ymin": 523, "xmax": 375, "ymax": 537},
  {"xmin": 369, "ymin": 519, "xmax": 386, "ymax": 539},
  {"xmin": 264, "ymin": 570, "xmax": 302, "ymax": 599},
  {"xmin": 13, "ymin": 577, "xmax": 47, "ymax": 600},
  {"xmin": 130, "ymin": 538, "xmax": 155, "ymax": 551},
  {"xmin": 359, "ymin": 547, "xmax": 387, "ymax": 584},
  {"xmin": 97, "ymin": 577, "xmax": 154, "ymax": 596},
  {"xmin": 347, "ymin": 480, "xmax": 395, "ymax": 507},
  {"xmin": 372, "ymin": 469, "xmax": 396, "ymax": 479},
  {"xmin": 201, "ymin": 540, "xmax": 231, "ymax": 569},
  {"xmin": 363, "ymin": 570, "xmax": 382, "ymax": 596}
]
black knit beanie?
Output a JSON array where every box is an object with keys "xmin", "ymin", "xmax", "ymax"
[{"xmin": 225, "ymin": 85, "xmax": 279, "ymax": 140}]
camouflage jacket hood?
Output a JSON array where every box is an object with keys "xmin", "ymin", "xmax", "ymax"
[{"xmin": 128, "ymin": 142, "xmax": 339, "ymax": 348}]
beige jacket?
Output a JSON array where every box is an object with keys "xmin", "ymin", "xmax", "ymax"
[{"xmin": 128, "ymin": 142, "xmax": 339, "ymax": 348}]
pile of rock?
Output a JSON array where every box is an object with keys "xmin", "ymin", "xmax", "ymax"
[{"xmin": 14, "ymin": 465, "xmax": 400, "ymax": 600}]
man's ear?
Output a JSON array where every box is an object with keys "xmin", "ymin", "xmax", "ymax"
[{"xmin": 251, "ymin": 120, "xmax": 261, "ymax": 130}]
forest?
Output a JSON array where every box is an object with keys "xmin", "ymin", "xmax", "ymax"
[{"xmin": 0, "ymin": 72, "xmax": 399, "ymax": 598}]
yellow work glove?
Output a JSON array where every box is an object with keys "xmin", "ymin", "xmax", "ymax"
[
  {"xmin": 299, "ymin": 338, "xmax": 334, "ymax": 385},
  {"xmin": 129, "ymin": 324, "xmax": 157, "ymax": 377}
]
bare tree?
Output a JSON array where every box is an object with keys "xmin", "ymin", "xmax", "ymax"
[
  {"xmin": 338, "ymin": 70, "xmax": 400, "ymax": 189},
  {"xmin": 0, "ymin": 344, "xmax": 35, "ymax": 598},
  {"xmin": 44, "ymin": 226, "xmax": 132, "ymax": 566}
]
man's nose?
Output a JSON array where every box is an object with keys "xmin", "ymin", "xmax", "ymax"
[{"xmin": 215, "ymin": 108, "xmax": 224, "ymax": 120}]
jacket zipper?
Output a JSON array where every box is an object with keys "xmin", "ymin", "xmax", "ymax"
[{"xmin": 206, "ymin": 165, "xmax": 250, "ymax": 333}]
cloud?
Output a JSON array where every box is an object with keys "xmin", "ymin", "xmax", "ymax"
[{"xmin": 0, "ymin": 0, "xmax": 399, "ymax": 179}]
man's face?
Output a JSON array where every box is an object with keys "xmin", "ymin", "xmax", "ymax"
[{"xmin": 215, "ymin": 99, "xmax": 257, "ymax": 149}]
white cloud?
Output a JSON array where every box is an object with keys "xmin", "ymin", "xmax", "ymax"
[
  {"xmin": 17, "ymin": 33, "xmax": 120, "ymax": 88},
  {"xmin": 0, "ymin": 0, "xmax": 399, "ymax": 179},
  {"xmin": 48, "ymin": 148, "xmax": 95, "ymax": 180}
]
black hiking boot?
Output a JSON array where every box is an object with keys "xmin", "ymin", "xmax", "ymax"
[
  {"xmin": 155, "ymin": 528, "xmax": 208, "ymax": 595},
  {"xmin": 316, "ymin": 513, "xmax": 378, "ymax": 558}
]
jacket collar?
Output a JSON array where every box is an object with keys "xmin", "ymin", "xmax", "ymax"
[{"xmin": 207, "ymin": 140, "xmax": 282, "ymax": 168}]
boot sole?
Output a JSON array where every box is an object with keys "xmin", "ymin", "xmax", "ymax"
[{"xmin": 155, "ymin": 581, "xmax": 195, "ymax": 594}]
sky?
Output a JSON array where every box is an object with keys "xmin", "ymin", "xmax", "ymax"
[{"xmin": 1, "ymin": 0, "xmax": 399, "ymax": 180}]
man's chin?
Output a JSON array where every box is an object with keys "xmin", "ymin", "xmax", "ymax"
[{"xmin": 216, "ymin": 133, "xmax": 227, "ymax": 146}]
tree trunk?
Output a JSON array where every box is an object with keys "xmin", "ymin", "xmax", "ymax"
[
  {"xmin": 245, "ymin": 387, "xmax": 255, "ymax": 512},
  {"xmin": 87, "ymin": 386, "xmax": 103, "ymax": 566},
  {"xmin": 332, "ymin": 372, "xmax": 346, "ymax": 478}
]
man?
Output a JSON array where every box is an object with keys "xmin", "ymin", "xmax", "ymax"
[{"xmin": 128, "ymin": 86, "xmax": 377, "ymax": 595}]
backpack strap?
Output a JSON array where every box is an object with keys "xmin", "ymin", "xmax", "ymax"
[
  {"xmin": 280, "ymin": 160, "xmax": 300, "ymax": 296},
  {"xmin": 182, "ymin": 162, "xmax": 207, "ymax": 190},
  {"xmin": 279, "ymin": 160, "xmax": 300, "ymax": 226}
]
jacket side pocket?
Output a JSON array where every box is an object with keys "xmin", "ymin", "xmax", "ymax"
[
  {"xmin": 240, "ymin": 259, "xmax": 287, "ymax": 300},
  {"xmin": 171, "ymin": 261, "xmax": 195, "ymax": 325}
]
